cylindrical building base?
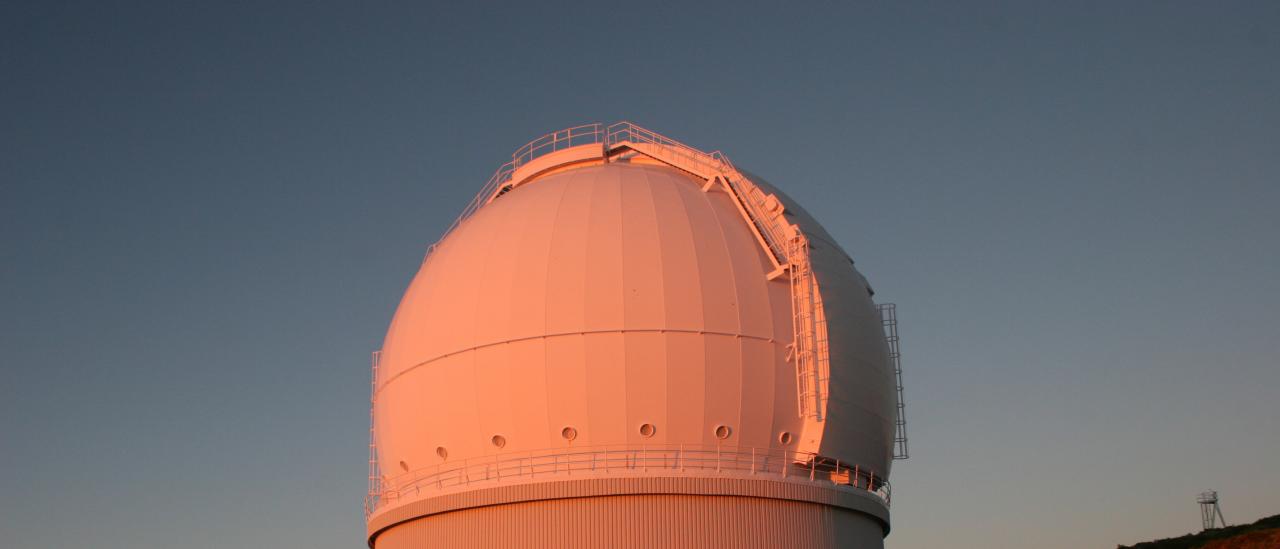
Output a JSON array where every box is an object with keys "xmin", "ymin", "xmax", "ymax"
[
  {"xmin": 377, "ymin": 495, "xmax": 882, "ymax": 549},
  {"xmin": 368, "ymin": 477, "xmax": 888, "ymax": 549}
]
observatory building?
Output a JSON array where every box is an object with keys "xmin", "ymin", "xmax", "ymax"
[{"xmin": 364, "ymin": 123, "xmax": 908, "ymax": 548}]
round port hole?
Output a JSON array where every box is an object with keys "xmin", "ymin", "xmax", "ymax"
[{"xmin": 639, "ymin": 423, "xmax": 656, "ymax": 438}]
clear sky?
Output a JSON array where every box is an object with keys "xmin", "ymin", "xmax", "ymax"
[{"xmin": 2, "ymin": 2, "xmax": 1277, "ymax": 548}]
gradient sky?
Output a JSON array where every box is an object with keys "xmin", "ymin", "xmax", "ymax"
[{"xmin": 3, "ymin": 2, "xmax": 1278, "ymax": 548}]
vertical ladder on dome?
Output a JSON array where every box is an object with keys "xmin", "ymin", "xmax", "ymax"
[
  {"xmin": 790, "ymin": 235, "xmax": 826, "ymax": 420},
  {"xmin": 366, "ymin": 350, "xmax": 381, "ymax": 515},
  {"xmin": 878, "ymin": 304, "xmax": 909, "ymax": 460}
]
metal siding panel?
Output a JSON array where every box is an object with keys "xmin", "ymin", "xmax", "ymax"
[
  {"xmin": 650, "ymin": 169, "xmax": 705, "ymax": 332},
  {"xmin": 620, "ymin": 167, "xmax": 667, "ymax": 329},
  {"xmin": 543, "ymin": 334, "xmax": 588, "ymax": 445},
  {"xmin": 368, "ymin": 476, "xmax": 890, "ymax": 540},
  {"xmin": 506, "ymin": 338, "xmax": 551, "ymax": 451},
  {"xmin": 543, "ymin": 173, "xmax": 592, "ymax": 334},
  {"xmin": 738, "ymin": 337, "xmax": 776, "ymax": 449},
  {"xmin": 584, "ymin": 332, "xmax": 627, "ymax": 443},
  {"xmin": 678, "ymin": 172, "xmax": 740, "ymax": 335},
  {"xmin": 583, "ymin": 167, "xmax": 624, "ymax": 330},
  {"xmin": 664, "ymin": 332, "xmax": 707, "ymax": 443},
  {"xmin": 472, "ymin": 343, "xmax": 513, "ymax": 458},
  {"xmin": 624, "ymin": 331, "xmax": 667, "ymax": 445},
  {"xmin": 375, "ymin": 494, "xmax": 883, "ymax": 549},
  {"xmin": 705, "ymin": 180, "xmax": 775, "ymax": 341},
  {"xmin": 702, "ymin": 334, "xmax": 743, "ymax": 447},
  {"xmin": 507, "ymin": 175, "xmax": 564, "ymax": 341},
  {"xmin": 472, "ymin": 181, "xmax": 523, "ymax": 345}
]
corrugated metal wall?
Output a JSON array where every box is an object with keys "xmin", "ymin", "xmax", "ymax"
[{"xmin": 375, "ymin": 494, "xmax": 882, "ymax": 549}]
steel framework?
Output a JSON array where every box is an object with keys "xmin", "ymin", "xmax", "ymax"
[{"xmin": 1197, "ymin": 491, "xmax": 1227, "ymax": 530}]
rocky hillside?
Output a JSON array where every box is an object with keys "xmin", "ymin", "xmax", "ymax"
[{"xmin": 1118, "ymin": 514, "xmax": 1280, "ymax": 549}]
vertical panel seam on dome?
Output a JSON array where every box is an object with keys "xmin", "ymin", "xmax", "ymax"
[
  {"xmin": 682, "ymin": 169, "xmax": 746, "ymax": 443},
  {"xmin": 612, "ymin": 163, "xmax": 632, "ymax": 448},
  {"xmin": 652, "ymin": 166, "xmax": 705, "ymax": 332},
  {"xmin": 545, "ymin": 168, "xmax": 596, "ymax": 445},
  {"xmin": 582, "ymin": 165, "xmax": 626, "ymax": 442},
  {"xmin": 706, "ymin": 166, "xmax": 773, "ymax": 450},
  {"xmin": 702, "ymin": 171, "xmax": 771, "ymax": 449},
  {"xmin": 666, "ymin": 171, "xmax": 716, "ymax": 444},
  {"xmin": 635, "ymin": 166, "xmax": 668, "ymax": 444},
  {"xmin": 636, "ymin": 166, "xmax": 668, "ymax": 330},
  {"xmin": 469, "ymin": 189, "xmax": 519, "ymax": 459},
  {"xmin": 520, "ymin": 178, "xmax": 571, "ymax": 451},
  {"xmin": 716, "ymin": 177, "xmax": 773, "ymax": 447},
  {"xmin": 649, "ymin": 166, "xmax": 706, "ymax": 442},
  {"xmin": 494, "ymin": 182, "xmax": 540, "ymax": 455},
  {"xmin": 750, "ymin": 196, "xmax": 788, "ymax": 444},
  {"xmin": 693, "ymin": 177, "xmax": 745, "ymax": 336}
]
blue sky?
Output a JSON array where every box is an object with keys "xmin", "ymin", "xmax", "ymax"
[{"xmin": 2, "ymin": 2, "xmax": 1277, "ymax": 547}]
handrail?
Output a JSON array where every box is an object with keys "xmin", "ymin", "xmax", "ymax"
[
  {"xmin": 365, "ymin": 443, "xmax": 890, "ymax": 518},
  {"xmin": 512, "ymin": 123, "xmax": 603, "ymax": 169},
  {"xmin": 424, "ymin": 124, "xmax": 604, "ymax": 259},
  {"xmin": 423, "ymin": 121, "xmax": 788, "ymax": 264}
]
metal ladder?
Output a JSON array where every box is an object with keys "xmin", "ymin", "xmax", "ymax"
[
  {"xmin": 877, "ymin": 304, "xmax": 909, "ymax": 460},
  {"xmin": 366, "ymin": 350, "xmax": 381, "ymax": 514},
  {"xmin": 788, "ymin": 235, "xmax": 828, "ymax": 420}
]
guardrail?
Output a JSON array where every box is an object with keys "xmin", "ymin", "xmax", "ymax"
[
  {"xmin": 365, "ymin": 444, "xmax": 889, "ymax": 518},
  {"xmin": 425, "ymin": 123, "xmax": 606, "ymax": 258},
  {"xmin": 423, "ymin": 121, "xmax": 776, "ymax": 260}
]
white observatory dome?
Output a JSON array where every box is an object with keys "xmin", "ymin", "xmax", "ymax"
[{"xmin": 365, "ymin": 123, "xmax": 905, "ymax": 549}]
